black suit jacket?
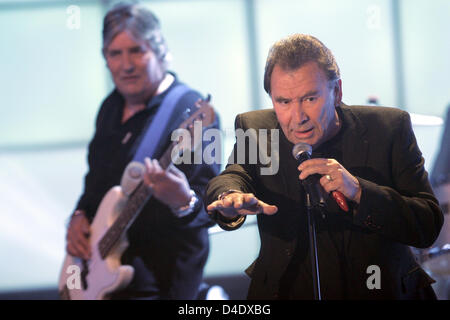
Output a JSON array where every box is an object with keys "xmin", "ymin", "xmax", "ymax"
[{"xmin": 206, "ymin": 103, "xmax": 443, "ymax": 299}]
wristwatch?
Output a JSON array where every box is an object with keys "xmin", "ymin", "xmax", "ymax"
[{"xmin": 171, "ymin": 189, "xmax": 198, "ymax": 218}]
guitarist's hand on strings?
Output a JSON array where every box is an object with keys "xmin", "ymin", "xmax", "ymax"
[
  {"xmin": 66, "ymin": 210, "xmax": 91, "ymax": 260},
  {"xmin": 144, "ymin": 157, "xmax": 192, "ymax": 210}
]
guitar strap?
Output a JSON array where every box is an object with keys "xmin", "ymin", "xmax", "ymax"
[{"xmin": 132, "ymin": 84, "xmax": 190, "ymax": 163}]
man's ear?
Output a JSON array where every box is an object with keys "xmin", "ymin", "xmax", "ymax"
[
  {"xmin": 334, "ymin": 79, "xmax": 342, "ymax": 107},
  {"xmin": 102, "ymin": 49, "xmax": 110, "ymax": 70}
]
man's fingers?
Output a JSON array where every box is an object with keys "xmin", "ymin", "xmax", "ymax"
[
  {"xmin": 67, "ymin": 219, "xmax": 91, "ymax": 259},
  {"xmin": 222, "ymin": 196, "xmax": 234, "ymax": 207},
  {"xmin": 243, "ymin": 193, "xmax": 258, "ymax": 205},
  {"xmin": 261, "ymin": 202, "xmax": 278, "ymax": 215},
  {"xmin": 222, "ymin": 193, "xmax": 256, "ymax": 209},
  {"xmin": 233, "ymin": 197, "xmax": 243, "ymax": 209},
  {"xmin": 299, "ymin": 165, "xmax": 329, "ymax": 180},
  {"xmin": 298, "ymin": 158, "xmax": 328, "ymax": 171},
  {"xmin": 207, "ymin": 200, "xmax": 220, "ymax": 211},
  {"xmin": 167, "ymin": 165, "xmax": 185, "ymax": 180},
  {"xmin": 235, "ymin": 200, "xmax": 277, "ymax": 216},
  {"xmin": 207, "ymin": 193, "xmax": 277, "ymax": 216},
  {"xmin": 80, "ymin": 220, "xmax": 91, "ymax": 236},
  {"xmin": 320, "ymin": 175, "xmax": 335, "ymax": 192},
  {"xmin": 207, "ymin": 199, "xmax": 230, "ymax": 211},
  {"xmin": 67, "ymin": 236, "xmax": 90, "ymax": 259},
  {"xmin": 152, "ymin": 159, "xmax": 162, "ymax": 172},
  {"xmin": 144, "ymin": 157, "xmax": 153, "ymax": 172},
  {"xmin": 298, "ymin": 158, "xmax": 336, "ymax": 180}
]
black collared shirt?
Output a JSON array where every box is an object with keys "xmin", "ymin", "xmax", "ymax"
[{"xmin": 279, "ymin": 106, "xmax": 355, "ymax": 299}]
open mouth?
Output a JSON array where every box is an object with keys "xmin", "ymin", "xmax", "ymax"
[
  {"xmin": 295, "ymin": 128, "xmax": 313, "ymax": 134},
  {"xmin": 293, "ymin": 127, "xmax": 314, "ymax": 138}
]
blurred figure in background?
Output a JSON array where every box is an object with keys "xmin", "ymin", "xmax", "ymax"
[{"xmin": 64, "ymin": 2, "xmax": 219, "ymax": 299}]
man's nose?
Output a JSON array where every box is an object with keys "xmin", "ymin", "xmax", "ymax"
[
  {"xmin": 121, "ymin": 53, "xmax": 135, "ymax": 72},
  {"xmin": 292, "ymin": 102, "xmax": 308, "ymax": 125}
]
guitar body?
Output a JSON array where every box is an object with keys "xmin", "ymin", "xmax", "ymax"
[{"xmin": 58, "ymin": 186, "xmax": 134, "ymax": 300}]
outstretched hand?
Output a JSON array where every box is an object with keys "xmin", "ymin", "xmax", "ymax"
[{"xmin": 207, "ymin": 192, "xmax": 278, "ymax": 220}]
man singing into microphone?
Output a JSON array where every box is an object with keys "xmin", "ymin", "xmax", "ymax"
[{"xmin": 206, "ymin": 34, "xmax": 443, "ymax": 299}]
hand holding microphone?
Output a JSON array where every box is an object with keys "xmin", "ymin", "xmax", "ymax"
[{"xmin": 293, "ymin": 143, "xmax": 362, "ymax": 212}]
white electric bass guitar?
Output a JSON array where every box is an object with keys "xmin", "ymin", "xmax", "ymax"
[{"xmin": 58, "ymin": 99, "xmax": 215, "ymax": 300}]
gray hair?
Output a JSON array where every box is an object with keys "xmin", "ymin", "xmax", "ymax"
[
  {"xmin": 102, "ymin": 2, "xmax": 169, "ymax": 66},
  {"xmin": 263, "ymin": 34, "xmax": 340, "ymax": 95}
]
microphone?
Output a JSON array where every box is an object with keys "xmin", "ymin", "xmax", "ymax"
[
  {"xmin": 292, "ymin": 143, "xmax": 349, "ymax": 212},
  {"xmin": 292, "ymin": 143, "xmax": 326, "ymax": 208}
]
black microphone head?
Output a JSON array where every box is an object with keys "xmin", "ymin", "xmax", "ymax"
[{"xmin": 292, "ymin": 142, "xmax": 312, "ymax": 160}]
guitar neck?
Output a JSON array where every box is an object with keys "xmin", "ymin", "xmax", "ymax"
[
  {"xmin": 96, "ymin": 100, "xmax": 214, "ymax": 260},
  {"xmin": 97, "ymin": 144, "xmax": 175, "ymax": 259}
]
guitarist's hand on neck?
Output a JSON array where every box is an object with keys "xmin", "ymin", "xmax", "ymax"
[{"xmin": 144, "ymin": 157, "xmax": 192, "ymax": 211}]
